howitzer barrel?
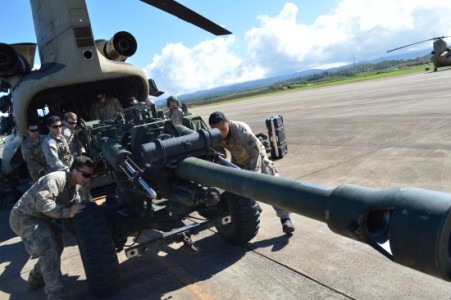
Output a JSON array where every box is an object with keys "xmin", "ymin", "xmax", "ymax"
[
  {"xmin": 175, "ymin": 157, "xmax": 451, "ymax": 281},
  {"xmin": 142, "ymin": 129, "xmax": 221, "ymax": 163}
]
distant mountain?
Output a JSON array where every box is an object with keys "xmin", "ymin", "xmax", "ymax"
[
  {"xmin": 177, "ymin": 68, "xmax": 324, "ymax": 101},
  {"xmin": 156, "ymin": 49, "xmax": 430, "ymax": 106},
  {"xmin": 365, "ymin": 49, "xmax": 430, "ymax": 64}
]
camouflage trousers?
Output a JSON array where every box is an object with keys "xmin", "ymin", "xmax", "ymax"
[
  {"xmin": 261, "ymin": 158, "xmax": 290, "ymax": 219},
  {"xmin": 9, "ymin": 210, "xmax": 65, "ymax": 299}
]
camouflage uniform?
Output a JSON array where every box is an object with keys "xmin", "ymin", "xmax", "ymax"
[
  {"xmin": 9, "ymin": 170, "xmax": 81, "ymax": 299},
  {"xmin": 165, "ymin": 107, "xmax": 185, "ymax": 126},
  {"xmin": 42, "ymin": 132, "xmax": 73, "ymax": 172},
  {"xmin": 21, "ymin": 134, "xmax": 48, "ymax": 182},
  {"xmin": 62, "ymin": 125, "xmax": 85, "ymax": 156},
  {"xmin": 218, "ymin": 120, "xmax": 290, "ymax": 219},
  {"xmin": 89, "ymin": 96, "xmax": 124, "ymax": 121}
]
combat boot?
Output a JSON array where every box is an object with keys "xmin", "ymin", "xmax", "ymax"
[
  {"xmin": 281, "ymin": 218, "xmax": 295, "ymax": 234},
  {"xmin": 27, "ymin": 270, "xmax": 45, "ymax": 290}
]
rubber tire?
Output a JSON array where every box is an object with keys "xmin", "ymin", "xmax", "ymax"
[
  {"xmin": 72, "ymin": 201, "xmax": 121, "ymax": 298},
  {"xmin": 216, "ymin": 192, "xmax": 260, "ymax": 245}
]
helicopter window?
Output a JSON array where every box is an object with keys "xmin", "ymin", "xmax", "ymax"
[
  {"xmin": 83, "ymin": 50, "xmax": 93, "ymax": 60},
  {"xmin": 37, "ymin": 105, "xmax": 49, "ymax": 117}
]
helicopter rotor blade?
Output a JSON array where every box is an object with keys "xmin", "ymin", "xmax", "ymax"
[
  {"xmin": 140, "ymin": 0, "xmax": 232, "ymax": 35},
  {"xmin": 386, "ymin": 38, "xmax": 435, "ymax": 53}
]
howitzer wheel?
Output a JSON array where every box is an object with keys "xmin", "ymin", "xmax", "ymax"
[
  {"xmin": 71, "ymin": 201, "xmax": 121, "ymax": 298},
  {"xmin": 216, "ymin": 192, "xmax": 260, "ymax": 245}
]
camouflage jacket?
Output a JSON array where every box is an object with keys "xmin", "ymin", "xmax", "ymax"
[
  {"xmin": 10, "ymin": 170, "xmax": 80, "ymax": 226},
  {"xmin": 42, "ymin": 132, "xmax": 73, "ymax": 172},
  {"xmin": 62, "ymin": 125, "xmax": 85, "ymax": 156},
  {"xmin": 219, "ymin": 120, "xmax": 278, "ymax": 175},
  {"xmin": 165, "ymin": 107, "xmax": 185, "ymax": 126},
  {"xmin": 89, "ymin": 97, "xmax": 124, "ymax": 121},
  {"xmin": 21, "ymin": 135, "xmax": 48, "ymax": 182}
]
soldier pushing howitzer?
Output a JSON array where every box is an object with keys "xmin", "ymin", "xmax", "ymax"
[
  {"xmin": 9, "ymin": 156, "xmax": 94, "ymax": 300},
  {"xmin": 208, "ymin": 111, "xmax": 295, "ymax": 233}
]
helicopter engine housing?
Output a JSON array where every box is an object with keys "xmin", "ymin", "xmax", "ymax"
[
  {"xmin": 0, "ymin": 43, "xmax": 36, "ymax": 78},
  {"xmin": 96, "ymin": 31, "xmax": 138, "ymax": 62}
]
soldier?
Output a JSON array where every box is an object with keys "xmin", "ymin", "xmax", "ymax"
[
  {"xmin": 9, "ymin": 156, "xmax": 94, "ymax": 300},
  {"xmin": 165, "ymin": 95, "xmax": 185, "ymax": 126},
  {"xmin": 62, "ymin": 112, "xmax": 85, "ymax": 156},
  {"xmin": 62, "ymin": 112, "xmax": 92, "ymax": 201},
  {"xmin": 208, "ymin": 111, "xmax": 295, "ymax": 234},
  {"xmin": 42, "ymin": 116, "xmax": 73, "ymax": 172},
  {"xmin": 89, "ymin": 92, "xmax": 124, "ymax": 121},
  {"xmin": 21, "ymin": 122, "xmax": 48, "ymax": 182}
]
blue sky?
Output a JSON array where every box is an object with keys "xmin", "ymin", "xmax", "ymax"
[{"xmin": 2, "ymin": 1, "xmax": 451, "ymax": 96}]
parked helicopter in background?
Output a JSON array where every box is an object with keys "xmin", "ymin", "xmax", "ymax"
[
  {"xmin": 0, "ymin": 0, "xmax": 231, "ymax": 186},
  {"xmin": 387, "ymin": 36, "xmax": 451, "ymax": 71}
]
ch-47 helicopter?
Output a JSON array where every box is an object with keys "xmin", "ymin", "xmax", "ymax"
[
  {"xmin": 386, "ymin": 36, "xmax": 451, "ymax": 71},
  {"xmin": 0, "ymin": 0, "xmax": 231, "ymax": 193}
]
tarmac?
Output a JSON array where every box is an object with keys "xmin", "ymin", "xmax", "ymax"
[{"xmin": 2, "ymin": 69, "xmax": 451, "ymax": 299}]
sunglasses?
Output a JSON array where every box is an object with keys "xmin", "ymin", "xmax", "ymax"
[
  {"xmin": 67, "ymin": 121, "xmax": 77, "ymax": 125},
  {"xmin": 28, "ymin": 128, "xmax": 39, "ymax": 132},
  {"xmin": 51, "ymin": 124, "xmax": 62, "ymax": 129},
  {"xmin": 76, "ymin": 169, "xmax": 92, "ymax": 178}
]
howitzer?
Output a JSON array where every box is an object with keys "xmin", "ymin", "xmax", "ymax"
[
  {"xmin": 140, "ymin": 129, "xmax": 451, "ymax": 282},
  {"xmin": 65, "ymin": 107, "xmax": 450, "ymax": 298}
]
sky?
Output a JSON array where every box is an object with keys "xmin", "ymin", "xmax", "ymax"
[{"xmin": 2, "ymin": 0, "xmax": 451, "ymax": 97}]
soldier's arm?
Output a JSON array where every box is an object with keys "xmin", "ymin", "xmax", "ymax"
[
  {"xmin": 43, "ymin": 141, "xmax": 68, "ymax": 172},
  {"xmin": 21, "ymin": 142, "xmax": 45, "ymax": 176},
  {"xmin": 35, "ymin": 180, "xmax": 71, "ymax": 218},
  {"xmin": 218, "ymin": 146, "xmax": 227, "ymax": 158},
  {"xmin": 62, "ymin": 127, "xmax": 72, "ymax": 141},
  {"xmin": 243, "ymin": 133, "xmax": 262, "ymax": 172}
]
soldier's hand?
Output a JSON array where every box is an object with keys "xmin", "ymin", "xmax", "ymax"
[{"xmin": 69, "ymin": 203, "xmax": 85, "ymax": 218}]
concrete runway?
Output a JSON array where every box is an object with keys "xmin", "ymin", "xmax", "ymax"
[{"xmin": 2, "ymin": 70, "xmax": 451, "ymax": 299}]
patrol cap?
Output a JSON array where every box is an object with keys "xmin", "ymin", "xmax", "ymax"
[
  {"xmin": 167, "ymin": 95, "xmax": 178, "ymax": 102},
  {"xmin": 46, "ymin": 115, "xmax": 61, "ymax": 126},
  {"xmin": 166, "ymin": 95, "xmax": 180, "ymax": 107},
  {"xmin": 209, "ymin": 111, "xmax": 227, "ymax": 125}
]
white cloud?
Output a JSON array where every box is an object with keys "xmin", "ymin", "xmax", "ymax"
[
  {"xmin": 145, "ymin": 36, "xmax": 264, "ymax": 95},
  {"xmin": 246, "ymin": 0, "xmax": 451, "ymax": 76},
  {"xmin": 146, "ymin": 0, "xmax": 451, "ymax": 95}
]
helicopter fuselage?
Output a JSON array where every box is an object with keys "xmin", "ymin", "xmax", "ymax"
[{"xmin": 0, "ymin": 0, "xmax": 149, "ymax": 175}]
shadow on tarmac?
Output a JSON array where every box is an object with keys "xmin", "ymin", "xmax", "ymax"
[
  {"xmin": 246, "ymin": 233, "xmax": 292, "ymax": 252},
  {"xmin": 69, "ymin": 232, "xmax": 249, "ymax": 299},
  {"xmin": 2, "ymin": 206, "xmax": 291, "ymax": 299},
  {"xmin": 0, "ymin": 207, "xmax": 82, "ymax": 300},
  {"xmin": 0, "ymin": 208, "xmax": 30, "ymax": 299}
]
